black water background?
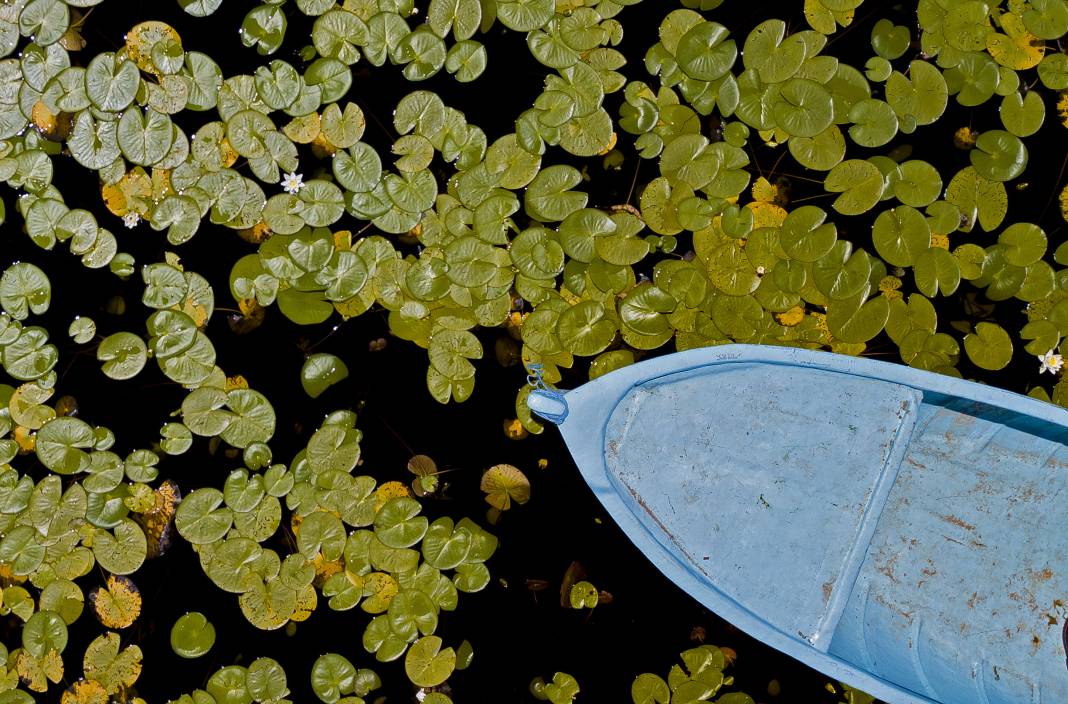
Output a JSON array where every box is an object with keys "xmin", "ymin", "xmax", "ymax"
[{"xmin": 2, "ymin": 0, "xmax": 1065, "ymax": 702}]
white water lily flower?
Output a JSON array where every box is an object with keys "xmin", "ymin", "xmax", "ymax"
[
  {"xmin": 1038, "ymin": 349, "xmax": 1064, "ymax": 375},
  {"xmin": 281, "ymin": 171, "xmax": 305, "ymax": 194},
  {"xmin": 122, "ymin": 212, "xmax": 140, "ymax": 229}
]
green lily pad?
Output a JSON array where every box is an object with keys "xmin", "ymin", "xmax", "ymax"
[
  {"xmin": 945, "ymin": 166, "xmax": 1008, "ymax": 232},
  {"xmin": 221, "ymin": 389, "xmax": 276, "ymax": 449},
  {"xmin": 813, "ymin": 241, "xmax": 872, "ymax": 301},
  {"xmin": 0, "ymin": 525, "xmax": 44, "ymax": 576},
  {"xmin": 677, "ymin": 21, "xmax": 736, "ymax": 82},
  {"xmin": 310, "ymin": 653, "xmax": 358, "ymax": 704},
  {"xmin": 298, "ymin": 510, "xmax": 347, "ymax": 560},
  {"xmin": 175, "ymin": 488, "xmax": 233, "ymax": 544},
  {"xmin": 964, "ymin": 322, "xmax": 1013, "ymax": 370},
  {"xmin": 913, "ymin": 247, "xmax": 961, "ymax": 297},
  {"xmin": 892, "ymin": 160, "xmax": 942, "ymax": 208},
  {"xmin": 207, "ymin": 666, "xmax": 251, "ymax": 704},
  {"xmin": 773, "ymin": 78, "xmax": 832, "ymax": 138},
  {"xmin": 97, "ymin": 332, "xmax": 147, "ymax": 380},
  {"xmin": 788, "ymin": 124, "xmax": 846, "ymax": 171},
  {"xmin": 36, "ymin": 416, "xmax": 94, "ymax": 474},
  {"xmin": 171, "ymin": 612, "xmax": 216, "ymax": 659},
  {"xmin": 428, "ymin": 0, "xmax": 482, "ymax": 40},
  {"xmin": 825, "ymin": 159, "xmax": 883, "ymax": 215},
  {"xmin": 445, "ymin": 40, "xmax": 487, "ymax": 82},
  {"xmin": 542, "ymin": 672, "xmax": 581, "ymax": 704},
  {"xmin": 632, "ymin": 673, "xmax": 671, "ymax": 704},
  {"xmin": 871, "ymin": 19, "xmax": 910, "ymax": 60},
  {"xmin": 885, "ymin": 60, "xmax": 948, "ymax": 126},
  {"xmin": 374, "ymin": 497, "xmax": 428, "ymax": 549},
  {"xmin": 744, "ymin": 19, "xmax": 805, "ymax": 83},
  {"xmin": 970, "ymin": 129, "xmax": 1028, "ymax": 182},
  {"xmin": 847, "ymin": 99, "xmax": 898, "ymax": 148},
  {"xmin": 92, "ymin": 519, "xmax": 147, "ymax": 575},
  {"xmin": 160, "ymin": 422, "xmax": 193, "ymax": 455},
  {"xmin": 872, "ymin": 205, "xmax": 930, "ymax": 267},
  {"xmin": 2, "ymin": 326, "xmax": 58, "ymax": 381},
  {"xmin": 944, "ymin": 52, "xmax": 999, "ymax": 107},
  {"xmin": 999, "ymin": 222, "xmax": 1047, "ymax": 267},
  {"xmin": 421, "ymin": 517, "xmax": 472, "ymax": 570},
  {"xmin": 405, "ymin": 635, "xmax": 456, "ymax": 688},
  {"xmin": 241, "ymin": 4, "xmax": 287, "ymax": 55},
  {"xmin": 68, "ymin": 316, "xmax": 96, "ymax": 343},
  {"xmin": 247, "ymin": 657, "xmax": 288, "ymax": 702},
  {"xmin": 556, "ymin": 300, "xmax": 616, "ymax": 356},
  {"xmin": 301, "ymin": 353, "xmax": 349, "ymax": 398},
  {"xmin": 387, "ymin": 588, "xmax": 438, "ymax": 640},
  {"xmin": 1000, "ymin": 89, "xmax": 1045, "ymax": 137},
  {"xmin": 117, "ymin": 107, "xmax": 175, "ymax": 166},
  {"xmin": 312, "ymin": 9, "xmax": 367, "ymax": 65},
  {"xmin": 86, "ymin": 52, "xmax": 140, "ymax": 112},
  {"xmin": 0, "ymin": 262, "xmax": 50, "ymax": 320},
  {"xmin": 1038, "ymin": 52, "xmax": 1068, "ymax": 89},
  {"xmin": 22, "ymin": 610, "xmax": 67, "ymax": 658},
  {"xmin": 496, "ymin": 0, "xmax": 554, "ymax": 32},
  {"xmin": 780, "ymin": 205, "xmax": 838, "ymax": 262},
  {"xmin": 525, "ymin": 165, "xmax": 587, "ymax": 222}
]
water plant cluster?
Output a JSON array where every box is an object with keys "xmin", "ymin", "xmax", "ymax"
[{"xmin": 0, "ymin": 0, "xmax": 1067, "ymax": 701}]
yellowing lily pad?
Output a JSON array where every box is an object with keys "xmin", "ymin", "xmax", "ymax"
[
  {"xmin": 986, "ymin": 12, "xmax": 1044, "ymax": 70},
  {"xmin": 569, "ymin": 580, "xmax": 599, "ymax": 609},
  {"xmin": 480, "ymin": 463, "xmax": 531, "ymax": 510},
  {"xmin": 125, "ymin": 22, "xmax": 183, "ymax": 75},
  {"xmin": 61, "ymin": 679, "xmax": 109, "ymax": 704},
  {"xmin": 89, "ymin": 575, "xmax": 142, "ymax": 629},
  {"xmin": 83, "ymin": 632, "xmax": 142, "ymax": 695},
  {"xmin": 374, "ymin": 481, "xmax": 411, "ymax": 511},
  {"xmin": 360, "ymin": 572, "xmax": 399, "ymax": 614}
]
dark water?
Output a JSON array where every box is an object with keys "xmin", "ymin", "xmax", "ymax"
[{"xmin": 6, "ymin": 0, "xmax": 1064, "ymax": 702}]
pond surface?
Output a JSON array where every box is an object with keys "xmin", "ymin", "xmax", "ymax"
[{"xmin": 5, "ymin": 0, "xmax": 1065, "ymax": 702}]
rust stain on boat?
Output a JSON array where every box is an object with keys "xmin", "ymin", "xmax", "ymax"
[
  {"xmin": 939, "ymin": 514, "xmax": 976, "ymax": 531},
  {"xmin": 1028, "ymin": 567, "xmax": 1054, "ymax": 582},
  {"xmin": 620, "ymin": 480, "xmax": 692, "ymax": 564}
]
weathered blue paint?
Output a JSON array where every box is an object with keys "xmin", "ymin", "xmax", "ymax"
[{"xmin": 528, "ymin": 344, "xmax": 1068, "ymax": 704}]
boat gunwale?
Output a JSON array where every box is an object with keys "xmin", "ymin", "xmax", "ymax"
[{"xmin": 545, "ymin": 344, "xmax": 1068, "ymax": 704}]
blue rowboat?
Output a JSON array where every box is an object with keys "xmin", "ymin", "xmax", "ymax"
[{"xmin": 527, "ymin": 344, "xmax": 1068, "ymax": 704}]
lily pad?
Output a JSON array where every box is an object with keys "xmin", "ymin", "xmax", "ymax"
[
  {"xmin": 88, "ymin": 575, "xmax": 141, "ymax": 629},
  {"xmin": 97, "ymin": 332, "xmax": 147, "ymax": 380},
  {"xmin": 171, "ymin": 612, "xmax": 216, "ymax": 659},
  {"xmin": 945, "ymin": 166, "xmax": 1007, "ymax": 232},
  {"xmin": 970, "ymin": 129, "xmax": 1028, "ymax": 182},
  {"xmin": 404, "ymin": 635, "xmax": 456, "ymax": 688},
  {"xmin": 374, "ymin": 497, "xmax": 428, "ymax": 549},
  {"xmin": 301, "ymin": 353, "xmax": 349, "ymax": 398},
  {"xmin": 0, "ymin": 262, "xmax": 50, "ymax": 320},
  {"xmin": 480, "ymin": 463, "xmax": 531, "ymax": 510},
  {"xmin": 825, "ymin": 159, "xmax": 883, "ymax": 215},
  {"xmin": 175, "ymin": 488, "xmax": 233, "ymax": 544},
  {"xmin": 964, "ymin": 322, "xmax": 1013, "ymax": 370}
]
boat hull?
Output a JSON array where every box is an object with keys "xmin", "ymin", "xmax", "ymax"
[{"xmin": 530, "ymin": 344, "xmax": 1068, "ymax": 704}]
